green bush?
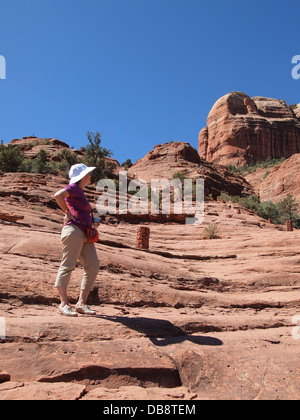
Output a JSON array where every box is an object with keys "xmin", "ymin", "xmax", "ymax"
[
  {"xmin": 0, "ymin": 140, "xmax": 24, "ymax": 172},
  {"xmin": 121, "ymin": 159, "xmax": 133, "ymax": 169},
  {"xmin": 83, "ymin": 131, "xmax": 114, "ymax": 182},
  {"xmin": 1, "ymin": 134, "xmax": 116, "ymax": 180},
  {"xmin": 57, "ymin": 148, "xmax": 78, "ymax": 166},
  {"xmin": 219, "ymin": 193, "xmax": 300, "ymax": 227},
  {"xmin": 226, "ymin": 156, "xmax": 286, "ymax": 175}
]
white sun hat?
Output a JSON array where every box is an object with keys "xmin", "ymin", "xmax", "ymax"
[{"xmin": 69, "ymin": 163, "xmax": 96, "ymax": 185}]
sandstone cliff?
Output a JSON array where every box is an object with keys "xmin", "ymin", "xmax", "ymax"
[
  {"xmin": 258, "ymin": 153, "xmax": 300, "ymax": 203},
  {"xmin": 295, "ymin": 103, "xmax": 300, "ymax": 120},
  {"xmin": 198, "ymin": 92, "xmax": 300, "ymax": 167}
]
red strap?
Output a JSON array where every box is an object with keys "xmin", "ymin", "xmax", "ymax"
[{"xmin": 65, "ymin": 202, "xmax": 91, "ymax": 227}]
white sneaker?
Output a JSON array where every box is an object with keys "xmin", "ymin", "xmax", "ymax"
[
  {"xmin": 75, "ymin": 303, "xmax": 96, "ymax": 315},
  {"xmin": 59, "ymin": 304, "xmax": 78, "ymax": 317}
]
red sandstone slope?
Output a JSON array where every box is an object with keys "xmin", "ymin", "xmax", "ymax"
[
  {"xmin": 258, "ymin": 153, "xmax": 300, "ymax": 203},
  {"xmin": 1, "ymin": 184, "xmax": 300, "ymax": 399},
  {"xmin": 1, "ymin": 136, "xmax": 300, "ymax": 399},
  {"xmin": 198, "ymin": 92, "xmax": 300, "ymax": 167}
]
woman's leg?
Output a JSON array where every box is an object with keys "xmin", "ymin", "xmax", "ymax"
[
  {"xmin": 77, "ymin": 241, "xmax": 99, "ymax": 305},
  {"xmin": 57, "ymin": 286, "xmax": 69, "ymax": 307},
  {"xmin": 77, "ymin": 289, "xmax": 90, "ymax": 306},
  {"xmin": 55, "ymin": 225, "xmax": 85, "ymax": 306}
]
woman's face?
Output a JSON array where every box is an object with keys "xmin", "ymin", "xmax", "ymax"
[
  {"xmin": 80, "ymin": 172, "xmax": 92, "ymax": 187},
  {"xmin": 85, "ymin": 173, "xmax": 92, "ymax": 185}
]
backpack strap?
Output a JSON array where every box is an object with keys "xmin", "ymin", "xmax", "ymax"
[{"xmin": 65, "ymin": 202, "xmax": 94, "ymax": 228}]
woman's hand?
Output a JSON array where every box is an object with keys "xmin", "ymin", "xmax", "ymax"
[{"xmin": 64, "ymin": 210, "xmax": 75, "ymax": 224}]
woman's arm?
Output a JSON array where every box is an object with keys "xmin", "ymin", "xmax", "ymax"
[
  {"xmin": 54, "ymin": 188, "xmax": 74, "ymax": 222},
  {"xmin": 54, "ymin": 188, "xmax": 70, "ymax": 212}
]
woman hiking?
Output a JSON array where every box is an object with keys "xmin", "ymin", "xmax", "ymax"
[{"xmin": 54, "ymin": 163, "xmax": 100, "ymax": 316}]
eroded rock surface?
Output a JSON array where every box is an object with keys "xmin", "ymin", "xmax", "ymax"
[{"xmin": 1, "ymin": 174, "xmax": 300, "ymax": 399}]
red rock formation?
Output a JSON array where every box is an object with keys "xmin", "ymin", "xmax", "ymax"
[
  {"xmin": 0, "ymin": 370, "xmax": 10, "ymax": 383},
  {"xmin": 128, "ymin": 142, "xmax": 201, "ymax": 183},
  {"xmin": 0, "ymin": 213, "xmax": 24, "ymax": 223},
  {"xmin": 11, "ymin": 137, "xmax": 70, "ymax": 149},
  {"xmin": 198, "ymin": 92, "xmax": 300, "ymax": 166},
  {"xmin": 259, "ymin": 153, "xmax": 300, "ymax": 204},
  {"xmin": 128, "ymin": 141, "xmax": 254, "ymax": 198},
  {"xmin": 295, "ymin": 104, "xmax": 300, "ymax": 120}
]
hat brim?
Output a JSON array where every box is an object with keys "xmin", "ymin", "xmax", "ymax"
[{"xmin": 69, "ymin": 167, "xmax": 96, "ymax": 184}]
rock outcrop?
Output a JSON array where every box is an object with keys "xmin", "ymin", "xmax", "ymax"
[
  {"xmin": 10, "ymin": 137, "xmax": 70, "ymax": 160},
  {"xmin": 295, "ymin": 104, "xmax": 300, "ymax": 120},
  {"xmin": 5, "ymin": 137, "xmax": 122, "ymax": 175},
  {"xmin": 128, "ymin": 142, "xmax": 254, "ymax": 198},
  {"xmin": 198, "ymin": 92, "xmax": 300, "ymax": 166}
]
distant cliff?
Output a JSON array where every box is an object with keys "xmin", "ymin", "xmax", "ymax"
[{"xmin": 198, "ymin": 92, "xmax": 300, "ymax": 167}]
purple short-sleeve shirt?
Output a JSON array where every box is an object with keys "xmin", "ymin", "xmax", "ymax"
[{"xmin": 64, "ymin": 183, "xmax": 92, "ymax": 233}]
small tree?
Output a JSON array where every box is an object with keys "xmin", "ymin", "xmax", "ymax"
[
  {"xmin": 121, "ymin": 159, "xmax": 133, "ymax": 170},
  {"xmin": 0, "ymin": 140, "xmax": 24, "ymax": 172},
  {"xmin": 277, "ymin": 194, "xmax": 298, "ymax": 222},
  {"xmin": 33, "ymin": 149, "xmax": 48, "ymax": 174},
  {"xmin": 58, "ymin": 148, "xmax": 78, "ymax": 166},
  {"xmin": 83, "ymin": 131, "xmax": 114, "ymax": 182}
]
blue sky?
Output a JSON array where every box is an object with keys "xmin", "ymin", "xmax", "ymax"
[{"xmin": 0, "ymin": 0, "xmax": 299, "ymax": 165}]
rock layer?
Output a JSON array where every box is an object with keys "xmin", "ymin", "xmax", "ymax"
[{"xmin": 198, "ymin": 92, "xmax": 300, "ymax": 166}]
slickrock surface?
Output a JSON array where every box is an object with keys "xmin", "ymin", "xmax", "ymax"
[
  {"xmin": 0, "ymin": 172, "xmax": 300, "ymax": 400},
  {"xmin": 198, "ymin": 92, "xmax": 300, "ymax": 166}
]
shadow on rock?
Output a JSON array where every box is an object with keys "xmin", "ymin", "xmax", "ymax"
[{"xmin": 98, "ymin": 315, "xmax": 223, "ymax": 347}]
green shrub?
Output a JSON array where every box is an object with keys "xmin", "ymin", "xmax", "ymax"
[
  {"xmin": 57, "ymin": 148, "xmax": 78, "ymax": 166},
  {"xmin": 121, "ymin": 159, "xmax": 133, "ymax": 169},
  {"xmin": 219, "ymin": 193, "xmax": 300, "ymax": 227},
  {"xmin": 0, "ymin": 140, "xmax": 24, "ymax": 172},
  {"xmin": 83, "ymin": 131, "xmax": 114, "ymax": 182},
  {"xmin": 226, "ymin": 156, "xmax": 286, "ymax": 175}
]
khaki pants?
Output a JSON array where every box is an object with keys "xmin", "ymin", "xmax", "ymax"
[{"xmin": 55, "ymin": 225, "xmax": 99, "ymax": 291}]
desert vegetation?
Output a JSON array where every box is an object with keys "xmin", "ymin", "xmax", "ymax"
[
  {"xmin": 0, "ymin": 132, "xmax": 114, "ymax": 181},
  {"xmin": 219, "ymin": 192, "xmax": 300, "ymax": 227}
]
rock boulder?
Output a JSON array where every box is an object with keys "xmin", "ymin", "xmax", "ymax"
[{"xmin": 128, "ymin": 141, "xmax": 254, "ymax": 198}]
